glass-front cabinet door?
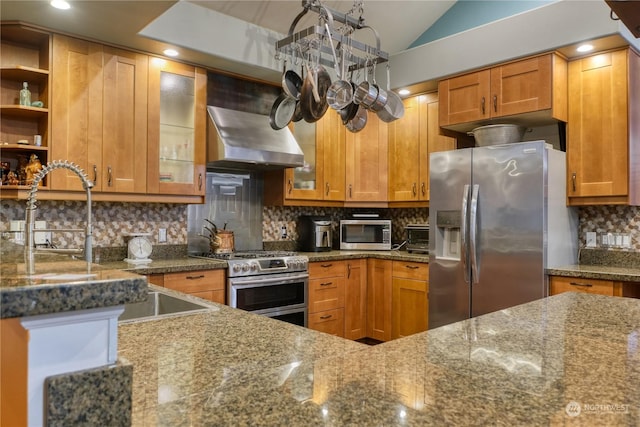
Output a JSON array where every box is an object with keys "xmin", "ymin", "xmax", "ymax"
[
  {"xmin": 285, "ymin": 119, "xmax": 323, "ymax": 199},
  {"xmin": 147, "ymin": 58, "xmax": 206, "ymax": 196}
]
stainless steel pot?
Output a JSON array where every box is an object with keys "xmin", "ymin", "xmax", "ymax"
[{"xmin": 467, "ymin": 124, "xmax": 529, "ymax": 147}]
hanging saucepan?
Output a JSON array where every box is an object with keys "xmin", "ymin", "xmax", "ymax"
[
  {"xmin": 340, "ymin": 81, "xmax": 359, "ymax": 125},
  {"xmin": 326, "ymin": 28, "xmax": 353, "ymax": 111},
  {"xmin": 282, "ymin": 64, "xmax": 302, "ymax": 101},
  {"xmin": 269, "ymin": 92, "xmax": 297, "ymax": 130},
  {"xmin": 368, "ymin": 62, "xmax": 388, "ymax": 112},
  {"xmin": 353, "ymin": 60, "xmax": 380, "ymax": 109},
  {"xmin": 346, "ymin": 104, "xmax": 368, "ymax": 133},
  {"xmin": 377, "ymin": 64, "xmax": 405, "ymax": 123},
  {"xmin": 300, "ymin": 40, "xmax": 331, "ymax": 123}
]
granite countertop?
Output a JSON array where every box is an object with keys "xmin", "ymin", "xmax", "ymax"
[
  {"xmin": 98, "ymin": 257, "xmax": 227, "ymax": 275},
  {"xmin": 118, "ymin": 291, "xmax": 640, "ymax": 426},
  {"xmin": 547, "ymin": 264, "xmax": 640, "ymax": 282},
  {"xmin": 0, "ymin": 258, "xmax": 148, "ymax": 319},
  {"xmin": 301, "ymin": 249, "xmax": 429, "ymax": 263}
]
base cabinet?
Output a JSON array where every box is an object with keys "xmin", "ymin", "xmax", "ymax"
[
  {"xmin": 549, "ymin": 275, "xmax": 640, "ymax": 298},
  {"xmin": 146, "ymin": 269, "xmax": 225, "ymax": 304},
  {"xmin": 344, "ymin": 259, "xmax": 367, "ymax": 340},
  {"xmin": 391, "ymin": 261, "xmax": 429, "ymax": 339},
  {"xmin": 366, "ymin": 259, "xmax": 392, "ymax": 342}
]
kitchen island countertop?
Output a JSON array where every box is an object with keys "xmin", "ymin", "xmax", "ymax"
[
  {"xmin": 547, "ymin": 264, "xmax": 640, "ymax": 282},
  {"xmin": 119, "ymin": 291, "xmax": 640, "ymax": 426}
]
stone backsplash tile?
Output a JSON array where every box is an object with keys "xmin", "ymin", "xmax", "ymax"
[{"xmin": 578, "ymin": 205, "xmax": 640, "ymax": 251}]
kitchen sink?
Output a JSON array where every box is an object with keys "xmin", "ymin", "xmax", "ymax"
[{"xmin": 118, "ymin": 290, "xmax": 214, "ymax": 322}]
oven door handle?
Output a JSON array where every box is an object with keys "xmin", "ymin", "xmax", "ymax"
[{"xmin": 230, "ymin": 273, "xmax": 309, "ymax": 287}]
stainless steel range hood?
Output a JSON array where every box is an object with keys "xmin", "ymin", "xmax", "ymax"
[{"xmin": 207, "ymin": 106, "xmax": 304, "ymax": 171}]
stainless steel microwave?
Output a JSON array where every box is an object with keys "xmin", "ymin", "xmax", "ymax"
[{"xmin": 340, "ymin": 219, "xmax": 392, "ymax": 250}]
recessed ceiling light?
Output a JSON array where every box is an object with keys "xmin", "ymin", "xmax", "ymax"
[
  {"xmin": 577, "ymin": 44, "xmax": 594, "ymax": 53},
  {"xmin": 398, "ymin": 89, "xmax": 410, "ymax": 96},
  {"xmin": 163, "ymin": 49, "xmax": 179, "ymax": 57},
  {"xmin": 50, "ymin": 0, "xmax": 71, "ymax": 10}
]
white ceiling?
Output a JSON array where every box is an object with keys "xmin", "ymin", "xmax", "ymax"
[{"xmin": 1, "ymin": 0, "xmax": 454, "ymax": 80}]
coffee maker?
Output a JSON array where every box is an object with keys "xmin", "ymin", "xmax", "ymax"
[{"xmin": 297, "ymin": 215, "xmax": 332, "ymax": 252}]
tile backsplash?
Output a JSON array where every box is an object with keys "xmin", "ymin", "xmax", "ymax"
[{"xmin": 2, "ymin": 200, "xmax": 639, "ymax": 254}]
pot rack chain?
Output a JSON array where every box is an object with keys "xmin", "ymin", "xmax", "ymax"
[{"xmin": 274, "ymin": 0, "xmax": 389, "ymax": 73}]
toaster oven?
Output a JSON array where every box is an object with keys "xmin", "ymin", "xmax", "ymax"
[{"xmin": 405, "ymin": 224, "xmax": 429, "ymax": 254}]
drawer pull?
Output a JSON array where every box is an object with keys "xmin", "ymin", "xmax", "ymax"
[
  {"xmin": 321, "ymin": 264, "xmax": 333, "ymax": 268},
  {"xmin": 320, "ymin": 281, "xmax": 333, "ymax": 286},
  {"xmin": 320, "ymin": 314, "xmax": 332, "ymax": 320},
  {"xmin": 569, "ymin": 281, "xmax": 593, "ymax": 288},
  {"xmin": 186, "ymin": 274, "xmax": 205, "ymax": 280},
  {"xmin": 406, "ymin": 265, "xmax": 419, "ymax": 270}
]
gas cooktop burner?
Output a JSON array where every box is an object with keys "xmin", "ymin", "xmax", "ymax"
[{"xmin": 190, "ymin": 250, "xmax": 297, "ymax": 260}]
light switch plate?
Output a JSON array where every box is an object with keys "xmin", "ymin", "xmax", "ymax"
[
  {"xmin": 158, "ymin": 228, "xmax": 167, "ymax": 243},
  {"xmin": 586, "ymin": 232, "xmax": 596, "ymax": 247}
]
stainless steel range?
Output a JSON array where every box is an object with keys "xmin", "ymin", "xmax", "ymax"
[{"xmin": 191, "ymin": 251, "xmax": 309, "ymax": 326}]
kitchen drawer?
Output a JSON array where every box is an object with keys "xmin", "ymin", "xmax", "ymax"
[
  {"xmin": 309, "ymin": 260, "xmax": 346, "ymax": 278},
  {"xmin": 163, "ymin": 269, "xmax": 225, "ymax": 294},
  {"xmin": 308, "ymin": 308, "xmax": 344, "ymax": 337},
  {"xmin": 392, "ymin": 261, "xmax": 428, "ymax": 281},
  {"xmin": 309, "ymin": 276, "xmax": 345, "ymax": 313},
  {"xmin": 549, "ymin": 276, "xmax": 615, "ymax": 296}
]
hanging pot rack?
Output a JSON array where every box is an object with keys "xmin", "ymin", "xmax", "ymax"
[{"xmin": 275, "ymin": 0, "xmax": 389, "ymax": 73}]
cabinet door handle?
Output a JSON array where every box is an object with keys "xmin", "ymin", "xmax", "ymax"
[
  {"xmin": 569, "ymin": 281, "xmax": 593, "ymax": 288},
  {"xmin": 320, "ymin": 314, "xmax": 332, "ymax": 320},
  {"xmin": 93, "ymin": 164, "xmax": 97, "ymax": 185},
  {"xmin": 107, "ymin": 166, "xmax": 113, "ymax": 187},
  {"xmin": 320, "ymin": 281, "xmax": 333, "ymax": 286},
  {"xmin": 321, "ymin": 263, "xmax": 333, "ymax": 268},
  {"xmin": 421, "ymin": 182, "xmax": 426, "ymax": 196},
  {"xmin": 493, "ymin": 94, "xmax": 497, "ymax": 112},
  {"xmin": 412, "ymin": 182, "xmax": 417, "ymax": 197},
  {"xmin": 198, "ymin": 173, "xmax": 203, "ymax": 191},
  {"xmin": 287, "ymin": 179, "xmax": 293, "ymax": 195},
  {"xmin": 347, "ymin": 263, "xmax": 351, "ymax": 279},
  {"xmin": 326, "ymin": 182, "xmax": 330, "ymax": 196},
  {"xmin": 406, "ymin": 265, "xmax": 419, "ymax": 270},
  {"xmin": 481, "ymin": 96, "xmax": 486, "ymax": 115},
  {"xmin": 186, "ymin": 274, "xmax": 205, "ymax": 280},
  {"xmin": 571, "ymin": 173, "xmax": 577, "ymax": 192},
  {"xmin": 349, "ymin": 184, "xmax": 352, "ymax": 198}
]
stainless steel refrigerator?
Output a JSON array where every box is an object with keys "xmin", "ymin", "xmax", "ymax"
[{"xmin": 428, "ymin": 140, "xmax": 578, "ymax": 329}]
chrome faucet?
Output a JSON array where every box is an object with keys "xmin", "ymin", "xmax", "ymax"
[{"xmin": 24, "ymin": 160, "xmax": 94, "ymax": 270}]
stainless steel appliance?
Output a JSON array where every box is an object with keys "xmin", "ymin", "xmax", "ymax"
[
  {"xmin": 297, "ymin": 215, "xmax": 332, "ymax": 252},
  {"xmin": 429, "ymin": 141, "xmax": 578, "ymax": 329},
  {"xmin": 405, "ymin": 224, "xmax": 429, "ymax": 254},
  {"xmin": 191, "ymin": 251, "xmax": 309, "ymax": 326},
  {"xmin": 340, "ymin": 219, "xmax": 392, "ymax": 250}
]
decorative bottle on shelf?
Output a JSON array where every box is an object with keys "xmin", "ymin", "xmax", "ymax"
[{"xmin": 19, "ymin": 82, "xmax": 31, "ymax": 106}]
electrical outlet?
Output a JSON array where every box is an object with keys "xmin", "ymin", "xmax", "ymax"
[
  {"xmin": 158, "ymin": 228, "xmax": 167, "ymax": 243},
  {"xmin": 34, "ymin": 220, "xmax": 51, "ymax": 245}
]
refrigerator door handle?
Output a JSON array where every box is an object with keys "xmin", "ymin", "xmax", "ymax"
[
  {"xmin": 461, "ymin": 184, "xmax": 470, "ymax": 283},
  {"xmin": 470, "ymin": 184, "xmax": 480, "ymax": 285}
]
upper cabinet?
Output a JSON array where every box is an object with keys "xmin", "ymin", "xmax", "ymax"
[
  {"xmin": 147, "ymin": 58, "xmax": 207, "ymax": 197},
  {"xmin": 566, "ymin": 48, "xmax": 640, "ymax": 206},
  {"xmin": 345, "ymin": 114, "xmax": 388, "ymax": 204},
  {"xmin": 0, "ymin": 23, "xmax": 51, "ymax": 190},
  {"xmin": 388, "ymin": 93, "xmax": 456, "ymax": 204},
  {"xmin": 438, "ymin": 52, "xmax": 568, "ymax": 132},
  {"xmin": 264, "ymin": 112, "xmax": 345, "ymax": 206}
]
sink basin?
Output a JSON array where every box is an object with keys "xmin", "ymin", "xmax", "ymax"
[{"xmin": 118, "ymin": 291, "xmax": 213, "ymax": 322}]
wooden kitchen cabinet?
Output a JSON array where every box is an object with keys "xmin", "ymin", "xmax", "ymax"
[
  {"xmin": 566, "ymin": 48, "xmax": 640, "ymax": 206},
  {"xmin": 391, "ymin": 261, "xmax": 428, "ymax": 339},
  {"xmin": 388, "ymin": 93, "xmax": 456, "ymax": 204},
  {"xmin": 155, "ymin": 269, "xmax": 225, "ymax": 304},
  {"xmin": 147, "ymin": 57, "xmax": 206, "ymax": 197},
  {"xmin": 366, "ymin": 258, "xmax": 392, "ymax": 342},
  {"xmin": 308, "ymin": 260, "xmax": 346, "ymax": 337},
  {"xmin": 0, "ymin": 23, "xmax": 51, "ymax": 193},
  {"xmin": 264, "ymin": 112, "xmax": 345, "ymax": 206},
  {"xmin": 344, "ymin": 259, "xmax": 368, "ymax": 340},
  {"xmin": 549, "ymin": 275, "xmax": 640, "ymax": 298},
  {"xmin": 345, "ymin": 114, "xmax": 388, "ymax": 203},
  {"xmin": 438, "ymin": 52, "xmax": 567, "ymax": 131}
]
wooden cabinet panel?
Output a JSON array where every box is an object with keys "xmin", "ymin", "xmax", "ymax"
[
  {"xmin": 309, "ymin": 276, "xmax": 345, "ymax": 313},
  {"xmin": 549, "ymin": 276, "xmax": 617, "ymax": 296},
  {"xmin": 309, "ymin": 260, "xmax": 346, "ymax": 278},
  {"xmin": 439, "ymin": 70, "xmax": 490, "ymax": 126},
  {"xmin": 567, "ymin": 48, "xmax": 639, "ymax": 205},
  {"xmin": 392, "ymin": 277, "xmax": 428, "ymax": 339},
  {"xmin": 344, "ymin": 259, "xmax": 367, "ymax": 340},
  {"xmin": 366, "ymin": 259, "xmax": 392, "ymax": 342},
  {"xmin": 345, "ymin": 114, "xmax": 388, "ymax": 202},
  {"xmin": 50, "ymin": 34, "xmax": 103, "ymax": 191},
  {"xmin": 318, "ymin": 110, "xmax": 346, "ymax": 201},
  {"xmin": 392, "ymin": 261, "xmax": 429, "ymax": 281},
  {"xmin": 308, "ymin": 308, "xmax": 344, "ymax": 337},
  {"xmin": 101, "ymin": 47, "xmax": 148, "ymax": 193},
  {"xmin": 162, "ymin": 269, "xmax": 225, "ymax": 304}
]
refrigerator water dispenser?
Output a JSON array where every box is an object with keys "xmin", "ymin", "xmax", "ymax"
[{"xmin": 435, "ymin": 210, "xmax": 462, "ymax": 260}]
